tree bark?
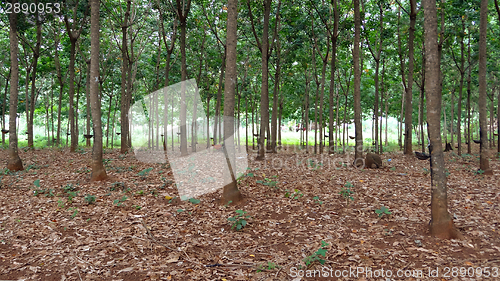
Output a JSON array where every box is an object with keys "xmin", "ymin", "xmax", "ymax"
[
  {"xmin": 27, "ymin": 22, "xmax": 42, "ymax": 148},
  {"xmin": 353, "ymin": 0, "xmax": 363, "ymax": 164},
  {"xmin": 120, "ymin": 0, "xmax": 131, "ymax": 154},
  {"xmin": 478, "ymin": 0, "xmax": 491, "ymax": 174},
  {"xmin": 7, "ymin": 5, "xmax": 23, "ymax": 171},
  {"xmin": 89, "ymin": 0, "xmax": 107, "ymax": 181},
  {"xmin": 423, "ymin": 0, "xmax": 461, "ymax": 239},
  {"xmin": 64, "ymin": 3, "xmax": 86, "ymax": 152},
  {"xmin": 176, "ymin": 0, "xmax": 192, "ymax": 157},
  {"xmin": 404, "ymin": 0, "xmax": 417, "ymax": 155},
  {"xmin": 221, "ymin": 0, "xmax": 242, "ymax": 204}
]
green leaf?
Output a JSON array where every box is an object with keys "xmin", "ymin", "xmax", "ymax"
[
  {"xmin": 34, "ymin": 179, "xmax": 40, "ymax": 188},
  {"xmin": 188, "ymin": 198, "xmax": 201, "ymax": 204},
  {"xmin": 316, "ymin": 248, "xmax": 327, "ymax": 257}
]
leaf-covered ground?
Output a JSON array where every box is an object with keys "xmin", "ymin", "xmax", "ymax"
[{"xmin": 0, "ymin": 145, "xmax": 499, "ymax": 280}]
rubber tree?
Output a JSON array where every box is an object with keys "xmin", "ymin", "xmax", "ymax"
[
  {"xmin": 477, "ymin": 0, "xmax": 492, "ymax": 174},
  {"xmin": 353, "ymin": 0, "xmax": 363, "ymax": 163},
  {"xmin": 64, "ymin": 0, "xmax": 88, "ymax": 152},
  {"xmin": 175, "ymin": 0, "xmax": 192, "ymax": 157},
  {"xmin": 89, "ymin": 0, "xmax": 107, "ymax": 181},
  {"xmin": 7, "ymin": 1, "xmax": 23, "ymax": 172},
  {"xmin": 221, "ymin": 0, "xmax": 243, "ymax": 205},
  {"xmin": 423, "ymin": 0, "xmax": 461, "ymax": 239}
]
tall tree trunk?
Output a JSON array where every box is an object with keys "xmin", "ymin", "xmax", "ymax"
[
  {"xmin": 270, "ymin": 37, "xmax": 280, "ymax": 153},
  {"xmin": 214, "ymin": 53, "xmax": 225, "ymax": 145},
  {"xmin": 64, "ymin": 6, "xmax": 85, "ymax": 152},
  {"xmin": 177, "ymin": 0, "xmax": 192, "ymax": 157},
  {"xmin": 305, "ymin": 69, "xmax": 310, "ymax": 153},
  {"xmin": 26, "ymin": 22, "xmax": 42, "ymax": 148},
  {"xmin": 399, "ymin": 90, "xmax": 404, "ymax": 149},
  {"xmin": 1, "ymin": 72, "xmax": 9, "ymax": 146},
  {"xmin": 53, "ymin": 29, "xmax": 65, "ymax": 147},
  {"xmin": 353, "ymin": 0, "xmax": 363, "ymax": 163},
  {"xmin": 423, "ymin": 0, "xmax": 461, "ymax": 239},
  {"xmin": 467, "ymin": 33, "xmax": 472, "ymax": 154},
  {"xmin": 85, "ymin": 60, "xmax": 91, "ymax": 146},
  {"xmin": 404, "ymin": 0, "xmax": 417, "ymax": 155},
  {"xmin": 456, "ymin": 21, "xmax": 466, "ymax": 155},
  {"xmin": 255, "ymin": 0, "xmax": 271, "ymax": 161},
  {"xmin": 120, "ymin": 0, "xmax": 131, "ymax": 154},
  {"xmin": 222, "ymin": 0, "xmax": 242, "ymax": 204},
  {"xmin": 89, "ymin": 0, "xmax": 107, "ymax": 181},
  {"xmin": 478, "ymin": 0, "xmax": 491, "ymax": 174},
  {"xmin": 328, "ymin": 0, "xmax": 339, "ymax": 154},
  {"xmin": 7, "ymin": 6, "xmax": 23, "ymax": 171}
]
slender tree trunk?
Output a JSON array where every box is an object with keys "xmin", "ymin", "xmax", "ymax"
[
  {"xmin": 450, "ymin": 91, "xmax": 454, "ymax": 145},
  {"xmin": 214, "ymin": 53, "xmax": 225, "ymax": 145},
  {"xmin": 177, "ymin": 0, "xmax": 192, "ymax": 157},
  {"xmin": 399, "ymin": 90, "xmax": 405, "ymax": 149},
  {"xmin": 7, "ymin": 7, "xmax": 23, "ymax": 171},
  {"xmin": 467, "ymin": 34, "xmax": 472, "ymax": 154},
  {"xmin": 221, "ymin": 0, "xmax": 242, "ymax": 204},
  {"xmin": 305, "ymin": 69, "xmax": 310, "ymax": 153},
  {"xmin": 328, "ymin": 0, "xmax": 339, "ymax": 154},
  {"xmin": 385, "ymin": 97, "xmax": 389, "ymax": 146},
  {"xmin": 255, "ymin": 0, "xmax": 272, "ymax": 161},
  {"xmin": 404, "ymin": 0, "xmax": 417, "ymax": 155},
  {"xmin": 89, "ymin": 0, "xmax": 107, "ymax": 181},
  {"xmin": 353, "ymin": 0, "xmax": 363, "ymax": 163},
  {"xmin": 120, "ymin": 0, "xmax": 131, "ymax": 154},
  {"xmin": 85, "ymin": 61, "xmax": 91, "ymax": 146},
  {"xmin": 66, "ymin": 30, "xmax": 80, "ymax": 152},
  {"xmin": 478, "ymin": 0, "xmax": 491, "ymax": 174},
  {"xmin": 270, "ymin": 38, "xmax": 280, "ymax": 153},
  {"xmin": 423, "ymin": 0, "xmax": 461, "ymax": 239},
  {"xmin": 1, "ymin": 73, "xmax": 9, "ymax": 146},
  {"xmin": 106, "ymin": 94, "xmax": 113, "ymax": 147},
  {"xmin": 26, "ymin": 22, "xmax": 42, "ymax": 148}
]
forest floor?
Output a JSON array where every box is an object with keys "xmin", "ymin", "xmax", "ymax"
[{"xmin": 0, "ymin": 144, "xmax": 499, "ymax": 281}]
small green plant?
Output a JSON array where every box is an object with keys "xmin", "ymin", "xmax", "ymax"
[
  {"xmin": 224, "ymin": 200, "xmax": 233, "ymax": 208},
  {"xmin": 132, "ymin": 205, "xmax": 142, "ymax": 210},
  {"xmin": 375, "ymin": 206, "xmax": 392, "ymax": 217},
  {"xmin": 33, "ymin": 179, "xmax": 40, "ymax": 188},
  {"xmin": 313, "ymin": 196, "xmax": 323, "ymax": 205},
  {"xmin": 228, "ymin": 210, "xmax": 251, "ymax": 231},
  {"xmin": 339, "ymin": 182, "xmax": 355, "ymax": 205},
  {"xmin": 135, "ymin": 190, "xmax": 144, "ymax": 196},
  {"xmin": 256, "ymin": 177, "xmax": 278, "ymax": 189},
  {"xmin": 390, "ymin": 166, "xmax": 396, "ymax": 171},
  {"xmin": 63, "ymin": 183, "xmax": 76, "ymax": 192},
  {"xmin": 303, "ymin": 241, "xmax": 329, "ymax": 266},
  {"xmin": 84, "ymin": 194, "xmax": 96, "ymax": 205},
  {"xmin": 113, "ymin": 196, "xmax": 128, "ymax": 206},
  {"xmin": 137, "ymin": 167, "xmax": 153, "ymax": 179},
  {"xmin": 69, "ymin": 207, "xmax": 78, "ymax": 219},
  {"xmin": 474, "ymin": 169, "xmax": 485, "ymax": 175},
  {"xmin": 256, "ymin": 261, "xmax": 278, "ymax": 272},
  {"xmin": 188, "ymin": 198, "xmax": 201, "ymax": 204},
  {"xmin": 26, "ymin": 164, "xmax": 41, "ymax": 171},
  {"xmin": 67, "ymin": 191, "xmax": 78, "ymax": 204},
  {"xmin": 168, "ymin": 196, "xmax": 177, "ymax": 203},
  {"xmin": 285, "ymin": 189, "xmax": 303, "ymax": 199},
  {"xmin": 45, "ymin": 189, "xmax": 55, "ymax": 197},
  {"xmin": 57, "ymin": 199, "xmax": 65, "ymax": 208}
]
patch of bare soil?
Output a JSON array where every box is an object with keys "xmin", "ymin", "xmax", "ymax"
[{"xmin": 0, "ymin": 145, "xmax": 499, "ymax": 280}]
